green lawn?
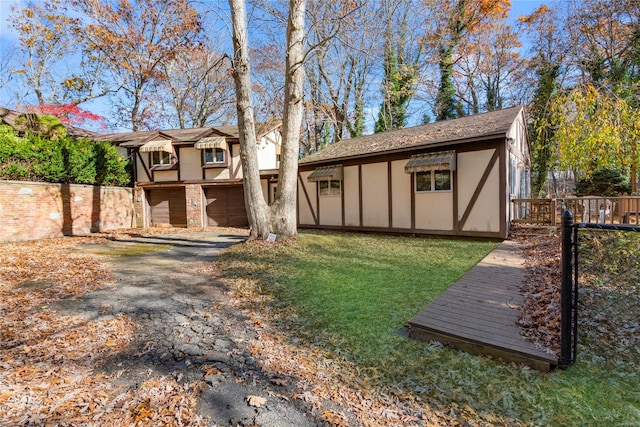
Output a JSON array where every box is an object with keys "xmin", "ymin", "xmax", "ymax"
[{"xmin": 219, "ymin": 231, "xmax": 640, "ymax": 426}]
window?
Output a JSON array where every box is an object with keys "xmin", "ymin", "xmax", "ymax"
[
  {"xmin": 415, "ymin": 170, "xmax": 452, "ymax": 192},
  {"xmin": 204, "ymin": 147, "xmax": 225, "ymax": 164},
  {"xmin": 152, "ymin": 151, "xmax": 171, "ymax": 166},
  {"xmin": 319, "ymin": 179, "xmax": 341, "ymax": 196}
]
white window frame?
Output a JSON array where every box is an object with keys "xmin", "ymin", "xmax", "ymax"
[
  {"xmin": 204, "ymin": 147, "xmax": 225, "ymax": 164},
  {"xmin": 415, "ymin": 170, "xmax": 452, "ymax": 193},
  {"xmin": 151, "ymin": 151, "xmax": 172, "ymax": 166},
  {"xmin": 318, "ymin": 179, "xmax": 342, "ymax": 197}
]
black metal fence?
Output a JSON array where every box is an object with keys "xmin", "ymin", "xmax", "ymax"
[{"xmin": 559, "ymin": 210, "xmax": 640, "ymax": 368}]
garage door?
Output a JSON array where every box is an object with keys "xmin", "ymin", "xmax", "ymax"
[
  {"xmin": 147, "ymin": 188, "xmax": 187, "ymax": 227},
  {"xmin": 205, "ymin": 186, "xmax": 248, "ymax": 227}
]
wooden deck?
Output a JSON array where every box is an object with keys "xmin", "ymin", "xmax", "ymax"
[{"xmin": 407, "ymin": 240, "xmax": 558, "ymax": 371}]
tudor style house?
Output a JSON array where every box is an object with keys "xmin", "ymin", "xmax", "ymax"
[
  {"xmin": 297, "ymin": 106, "xmax": 530, "ymax": 239},
  {"xmin": 98, "ymin": 122, "xmax": 281, "ymax": 228}
]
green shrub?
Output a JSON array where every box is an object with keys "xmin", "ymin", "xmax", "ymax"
[{"xmin": 0, "ymin": 115, "xmax": 130, "ymax": 186}]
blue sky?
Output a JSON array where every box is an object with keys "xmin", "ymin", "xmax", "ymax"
[{"xmin": 1, "ymin": 0, "xmax": 550, "ymax": 131}]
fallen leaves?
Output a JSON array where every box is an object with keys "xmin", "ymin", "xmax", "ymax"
[
  {"xmin": 0, "ymin": 234, "xmax": 207, "ymax": 427},
  {"xmin": 512, "ymin": 226, "xmax": 562, "ymax": 356},
  {"xmin": 246, "ymin": 394, "xmax": 267, "ymax": 407}
]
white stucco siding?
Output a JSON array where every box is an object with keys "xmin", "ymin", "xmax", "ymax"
[
  {"xmin": 414, "ymin": 192, "xmax": 453, "ymax": 230},
  {"xmin": 257, "ymin": 130, "xmax": 282, "ymax": 170},
  {"xmin": 180, "ymin": 147, "xmax": 202, "ymax": 181},
  {"xmin": 153, "ymin": 170, "xmax": 179, "ymax": 182},
  {"xmin": 458, "ymin": 149, "xmax": 500, "ymax": 232},
  {"xmin": 361, "ymin": 163, "xmax": 389, "ymax": 228},
  {"xmin": 298, "ymin": 171, "xmax": 317, "ymax": 225},
  {"xmin": 343, "ymin": 166, "xmax": 360, "ymax": 226},
  {"xmin": 391, "ymin": 160, "xmax": 411, "ymax": 229},
  {"xmin": 204, "ymin": 168, "xmax": 231, "ymax": 180},
  {"xmin": 319, "ymin": 196, "xmax": 342, "ymax": 226},
  {"xmin": 136, "ymin": 153, "xmax": 150, "ymax": 183}
]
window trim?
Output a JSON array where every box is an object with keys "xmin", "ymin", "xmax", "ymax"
[
  {"xmin": 203, "ymin": 147, "xmax": 226, "ymax": 164},
  {"xmin": 414, "ymin": 169, "xmax": 453, "ymax": 193},
  {"xmin": 150, "ymin": 150, "xmax": 178, "ymax": 170},
  {"xmin": 318, "ymin": 179, "xmax": 342, "ymax": 197}
]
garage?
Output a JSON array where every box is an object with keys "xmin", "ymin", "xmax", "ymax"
[
  {"xmin": 205, "ymin": 186, "xmax": 248, "ymax": 227},
  {"xmin": 147, "ymin": 188, "xmax": 187, "ymax": 227}
]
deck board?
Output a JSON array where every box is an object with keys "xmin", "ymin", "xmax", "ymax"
[{"xmin": 407, "ymin": 240, "xmax": 558, "ymax": 371}]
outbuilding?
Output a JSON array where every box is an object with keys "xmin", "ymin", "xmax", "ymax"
[{"xmin": 297, "ymin": 106, "xmax": 530, "ymax": 239}]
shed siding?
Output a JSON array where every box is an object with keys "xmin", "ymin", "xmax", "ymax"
[
  {"xmin": 319, "ymin": 194, "xmax": 342, "ymax": 226},
  {"xmin": 344, "ymin": 165, "xmax": 360, "ymax": 226},
  {"xmin": 361, "ymin": 163, "xmax": 389, "ymax": 227},
  {"xmin": 298, "ymin": 171, "xmax": 316, "ymax": 225},
  {"xmin": 415, "ymin": 192, "xmax": 453, "ymax": 230},
  {"xmin": 391, "ymin": 160, "xmax": 411, "ymax": 229},
  {"xmin": 458, "ymin": 150, "xmax": 501, "ymax": 232}
]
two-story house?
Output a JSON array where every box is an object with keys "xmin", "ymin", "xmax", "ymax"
[{"xmin": 98, "ymin": 121, "xmax": 281, "ymax": 228}]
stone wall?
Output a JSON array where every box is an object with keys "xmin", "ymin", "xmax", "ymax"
[{"xmin": 0, "ymin": 180, "xmax": 135, "ymax": 242}]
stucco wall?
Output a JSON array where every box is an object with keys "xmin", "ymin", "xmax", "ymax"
[
  {"xmin": 343, "ymin": 166, "xmax": 360, "ymax": 226},
  {"xmin": 0, "ymin": 180, "xmax": 134, "ymax": 242},
  {"xmin": 391, "ymin": 160, "xmax": 411, "ymax": 229},
  {"xmin": 457, "ymin": 149, "xmax": 500, "ymax": 232},
  {"xmin": 180, "ymin": 147, "xmax": 202, "ymax": 181},
  {"xmin": 298, "ymin": 171, "xmax": 317, "ymax": 225},
  {"xmin": 361, "ymin": 163, "xmax": 389, "ymax": 227}
]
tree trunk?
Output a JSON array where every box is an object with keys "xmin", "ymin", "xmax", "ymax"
[
  {"xmin": 228, "ymin": 0, "xmax": 272, "ymax": 239},
  {"xmin": 271, "ymin": 0, "xmax": 305, "ymax": 238},
  {"xmin": 228, "ymin": 0, "xmax": 305, "ymax": 240}
]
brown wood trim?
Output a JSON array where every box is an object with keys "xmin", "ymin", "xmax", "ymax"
[
  {"xmin": 176, "ymin": 147, "xmax": 181, "ymax": 181},
  {"xmin": 297, "ymin": 172, "xmax": 318, "ymax": 225},
  {"xmin": 458, "ymin": 149, "xmax": 499, "ymax": 231},
  {"xmin": 136, "ymin": 150, "xmax": 152, "ymax": 181},
  {"xmin": 499, "ymin": 142, "xmax": 507, "ymax": 238},
  {"xmin": 341, "ymin": 176, "xmax": 345, "ymax": 227},
  {"xmin": 358, "ymin": 164, "xmax": 363, "ymax": 227},
  {"xmin": 387, "ymin": 161, "xmax": 393, "ymax": 228},
  {"xmin": 315, "ymin": 181, "xmax": 320, "ymax": 225},
  {"xmin": 410, "ymin": 172, "xmax": 416, "ymax": 230},
  {"xmin": 296, "ymin": 224, "xmax": 504, "ymax": 239},
  {"xmin": 453, "ymin": 167, "xmax": 459, "ymax": 232}
]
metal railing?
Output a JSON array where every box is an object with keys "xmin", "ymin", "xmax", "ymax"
[
  {"xmin": 559, "ymin": 210, "xmax": 640, "ymax": 368},
  {"xmin": 512, "ymin": 196, "xmax": 640, "ymax": 226}
]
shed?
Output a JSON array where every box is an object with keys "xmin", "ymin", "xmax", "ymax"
[{"xmin": 297, "ymin": 106, "xmax": 530, "ymax": 239}]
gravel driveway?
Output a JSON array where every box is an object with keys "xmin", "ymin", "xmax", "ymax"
[{"xmin": 52, "ymin": 231, "xmax": 320, "ymax": 427}]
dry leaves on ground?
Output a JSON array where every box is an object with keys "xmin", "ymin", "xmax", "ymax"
[
  {"xmin": 511, "ymin": 226, "xmax": 562, "ymax": 356},
  {"xmin": 0, "ymin": 234, "xmax": 206, "ymax": 426}
]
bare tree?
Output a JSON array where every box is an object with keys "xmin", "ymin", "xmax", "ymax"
[
  {"xmin": 160, "ymin": 45, "xmax": 235, "ymax": 128},
  {"xmin": 304, "ymin": 0, "xmax": 376, "ymax": 147},
  {"xmin": 228, "ymin": 0, "xmax": 305, "ymax": 239}
]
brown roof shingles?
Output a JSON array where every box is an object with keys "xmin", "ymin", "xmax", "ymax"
[{"xmin": 300, "ymin": 106, "xmax": 524, "ymax": 165}]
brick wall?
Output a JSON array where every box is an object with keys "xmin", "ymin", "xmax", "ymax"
[
  {"xmin": 185, "ymin": 184, "xmax": 204, "ymax": 228},
  {"xmin": 0, "ymin": 180, "xmax": 135, "ymax": 242}
]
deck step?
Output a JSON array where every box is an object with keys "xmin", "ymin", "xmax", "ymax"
[{"xmin": 407, "ymin": 240, "xmax": 558, "ymax": 372}]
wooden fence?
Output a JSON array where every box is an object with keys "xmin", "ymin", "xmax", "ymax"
[{"xmin": 512, "ymin": 196, "xmax": 640, "ymax": 226}]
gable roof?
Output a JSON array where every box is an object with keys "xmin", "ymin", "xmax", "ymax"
[
  {"xmin": 300, "ymin": 106, "xmax": 524, "ymax": 165},
  {"xmin": 96, "ymin": 119, "xmax": 283, "ymax": 147}
]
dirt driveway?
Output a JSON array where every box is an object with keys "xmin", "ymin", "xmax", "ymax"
[{"xmin": 47, "ymin": 230, "xmax": 321, "ymax": 426}]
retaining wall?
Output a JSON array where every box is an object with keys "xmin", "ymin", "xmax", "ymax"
[{"xmin": 0, "ymin": 180, "xmax": 135, "ymax": 242}]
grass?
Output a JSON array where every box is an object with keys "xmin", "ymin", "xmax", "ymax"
[{"xmin": 219, "ymin": 230, "xmax": 640, "ymax": 426}]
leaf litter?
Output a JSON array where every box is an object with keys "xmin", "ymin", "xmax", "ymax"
[{"xmin": 0, "ymin": 233, "xmax": 206, "ymax": 426}]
